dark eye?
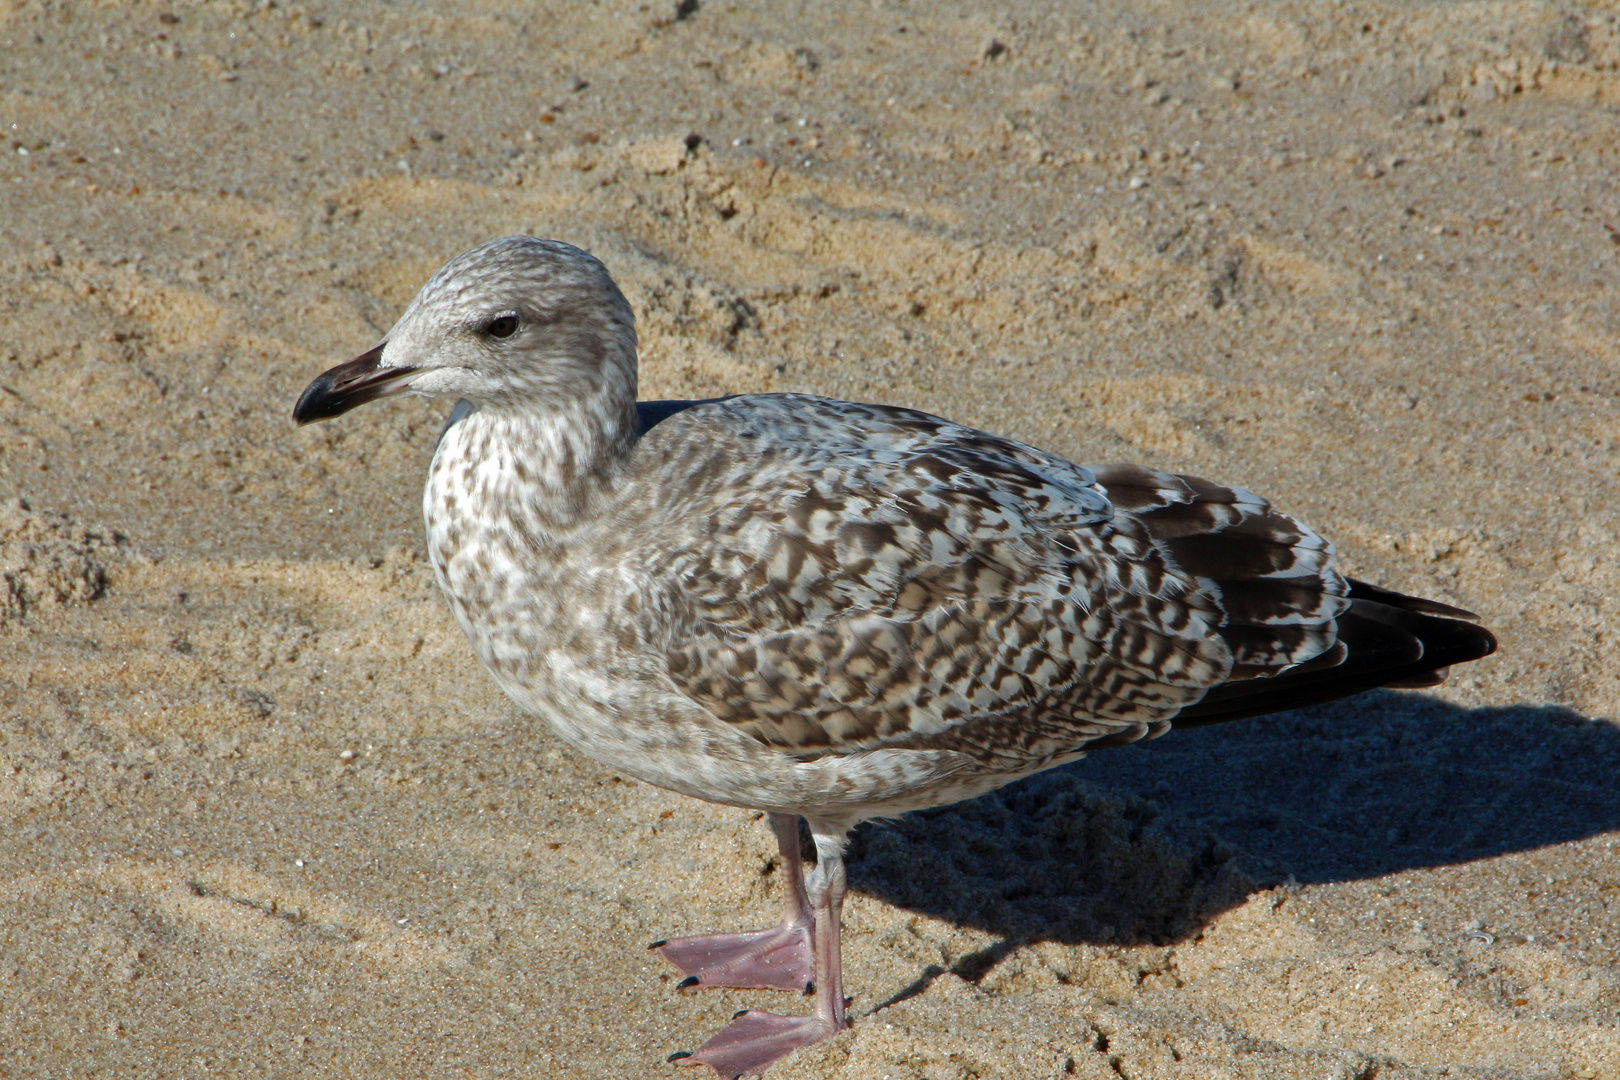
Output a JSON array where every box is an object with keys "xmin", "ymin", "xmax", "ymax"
[{"xmin": 483, "ymin": 314, "xmax": 520, "ymax": 339}]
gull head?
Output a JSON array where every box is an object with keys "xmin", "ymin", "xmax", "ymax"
[{"xmin": 294, "ymin": 236, "xmax": 636, "ymax": 425}]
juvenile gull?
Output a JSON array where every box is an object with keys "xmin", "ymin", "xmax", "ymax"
[{"xmin": 293, "ymin": 236, "xmax": 1497, "ymax": 1078}]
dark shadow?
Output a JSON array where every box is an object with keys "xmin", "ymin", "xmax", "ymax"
[{"xmin": 844, "ymin": 692, "xmax": 1620, "ymax": 952}]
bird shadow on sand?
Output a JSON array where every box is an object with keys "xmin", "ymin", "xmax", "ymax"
[{"xmin": 843, "ymin": 690, "xmax": 1620, "ymax": 1002}]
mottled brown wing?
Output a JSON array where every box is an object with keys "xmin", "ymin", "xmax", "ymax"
[
  {"xmin": 658, "ymin": 400, "xmax": 1348, "ymax": 765},
  {"xmin": 1087, "ymin": 464, "xmax": 1352, "ymax": 679},
  {"xmin": 830, "ymin": 463, "xmax": 1355, "ymax": 763}
]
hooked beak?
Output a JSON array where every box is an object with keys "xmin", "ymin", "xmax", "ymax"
[{"xmin": 292, "ymin": 343, "xmax": 419, "ymax": 425}]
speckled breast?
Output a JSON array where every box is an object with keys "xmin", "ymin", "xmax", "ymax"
[{"xmin": 422, "ymin": 412, "xmax": 589, "ymax": 703}]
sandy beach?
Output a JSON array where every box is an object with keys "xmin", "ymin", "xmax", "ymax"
[{"xmin": 2, "ymin": 0, "xmax": 1619, "ymax": 1076}]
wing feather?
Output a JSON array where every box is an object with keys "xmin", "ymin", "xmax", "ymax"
[
  {"xmin": 647, "ymin": 396, "xmax": 1490, "ymax": 773},
  {"xmin": 658, "ymin": 399, "xmax": 1234, "ymax": 762}
]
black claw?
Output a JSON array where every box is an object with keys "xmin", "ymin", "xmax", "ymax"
[
  {"xmin": 677, "ymin": 975, "xmax": 701, "ymax": 989},
  {"xmin": 667, "ymin": 1051, "xmax": 692, "ymax": 1062},
  {"xmin": 803, "ymin": 980, "xmax": 815, "ymax": 995},
  {"xmin": 732, "ymin": 1008, "xmax": 750, "ymax": 1019},
  {"xmin": 648, "ymin": 939, "xmax": 668, "ymax": 950}
]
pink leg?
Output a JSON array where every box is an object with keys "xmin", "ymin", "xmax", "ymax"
[
  {"xmin": 651, "ymin": 813, "xmax": 816, "ymax": 993},
  {"xmin": 671, "ymin": 825, "xmax": 851, "ymax": 1079}
]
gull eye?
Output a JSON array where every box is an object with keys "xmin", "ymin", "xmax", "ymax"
[{"xmin": 483, "ymin": 314, "xmax": 520, "ymax": 339}]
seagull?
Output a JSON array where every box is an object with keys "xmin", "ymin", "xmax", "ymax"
[{"xmin": 293, "ymin": 236, "xmax": 1497, "ymax": 1078}]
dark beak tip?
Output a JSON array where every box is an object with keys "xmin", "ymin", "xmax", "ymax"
[
  {"xmin": 292, "ymin": 373, "xmax": 338, "ymax": 426},
  {"xmin": 292, "ymin": 342, "xmax": 402, "ymax": 426}
]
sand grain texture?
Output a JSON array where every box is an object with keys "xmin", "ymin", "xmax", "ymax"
[{"xmin": 2, "ymin": 1, "xmax": 1618, "ymax": 1077}]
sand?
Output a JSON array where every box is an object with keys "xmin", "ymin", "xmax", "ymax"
[{"xmin": 2, "ymin": 0, "xmax": 1618, "ymax": 1076}]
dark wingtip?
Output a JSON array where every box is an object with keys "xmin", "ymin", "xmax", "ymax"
[
  {"xmin": 1346, "ymin": 578, "xmax": 1484, "ymax": 622},
  {"xmin": 1174, "ymin": 596, "xmax": 1498, "ymax": 728}
]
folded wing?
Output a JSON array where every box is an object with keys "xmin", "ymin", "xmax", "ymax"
[{"xmin": 657, "ymin": 399, "xmax": 1494, "ymax": 767}]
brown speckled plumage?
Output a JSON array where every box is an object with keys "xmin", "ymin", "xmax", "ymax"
[{"xmin": 294, "ymin": 236, "xmax": 1497, "ymax": 1077}]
